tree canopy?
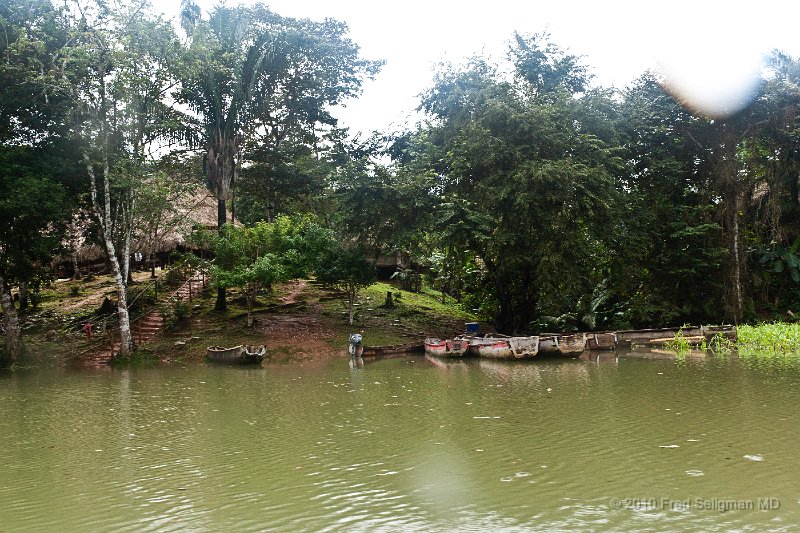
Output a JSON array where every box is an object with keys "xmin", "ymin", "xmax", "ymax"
[{"xmin": 4, "ymin": 1, "xmax": 800, "ymax": 361}]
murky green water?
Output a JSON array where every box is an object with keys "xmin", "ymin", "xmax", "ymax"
[{"xmin": 1, "ymin": 351, "xmax": 799, "ymax": 532}]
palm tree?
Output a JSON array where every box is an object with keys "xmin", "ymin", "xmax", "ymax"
[{"xmin": 177, "ymin": 1, "xmax": 381, "ymax": 310}]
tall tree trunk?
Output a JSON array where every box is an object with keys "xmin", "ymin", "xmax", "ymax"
[
  {"xmin": 122, "ymin": 190, "xmax": 133, "ymax": 287},
  {"xmin": 716, "ymin": 127, "xmax": 744, "ymax": 324},
  {"xmin": 215, "ymin": 198, "xmax": 227, "ymax": 311},
  {"xmin": 18, "ymin": 281, "xmax": 28, "ymax": 312},
  {"xmin": 0, "ymin": 274, "xmax": 22, "ymax": 363},
  {"xmin": 72, "ymin": 252, "xmax": 81, "ymax": 280},
  {"xmin": 246, "ymin": 287, "xmax": 254, "ymax": 327},
  {"xmin": 85, "ymin": 153, "xmax": 134, "ymax": 356},
  {"xmin": 208, "ymin": 138, "xmax": 237, "ymax": 312}
]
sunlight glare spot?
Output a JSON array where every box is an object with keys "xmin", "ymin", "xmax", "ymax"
[{"xmin": 653, "ymin": 6, "xmax": 764, "ymax": 118}]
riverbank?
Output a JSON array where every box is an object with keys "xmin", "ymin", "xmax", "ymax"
[
  {"xmin": 7, "ymin": 270, "xmax": 800, "ymax": 367},
  {"xmin": 2, "ymin": 271, "xmax": 480, "ymax": 367}
]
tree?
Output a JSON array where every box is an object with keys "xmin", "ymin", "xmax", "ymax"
[
  {"xmin": 0, "ymin": 151, "xmax": 67, "ymax": 361},
  {"xmin": 207, "ymin": 223, "xmax": 285, "ymax": 327},
  {"xmin": 737, "ymin": 51, "xmax": 800, "ymax": 317},
  {"xmin": 235, "ymin": 138, "xmax": 331, "ymax": 225},
  {"xmin": 204, "ymin": 216, "xmax": 328, "ymax": 327},
  {"xmin": 133, "ymin": 168, "xmax": 200, "ymax": 278},
  {"xmin": 404, "ymin": 34, "xmax": 622, "ymax": 333},
  {"xmin": 67, "ymin": 0, "xmax": 185, "ymax": 356},
  {"xmin": 616, "ymin": 74, "xmax": 725, "ymax": 327},
  {"xmin": 315, "ymin": 243, "xmax": 376, "ymax": 325},
  {"xmin": 177, "ymin": 2, "xmax": 381, "ymax": 311},
  {"xmin": 0, "ymin": 0, "xmax": 74, "ymax": 362}
]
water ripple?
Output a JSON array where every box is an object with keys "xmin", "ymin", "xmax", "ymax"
[{"xmin": 1, "ymin": 357, "xmax": 798, "ymax": 531}]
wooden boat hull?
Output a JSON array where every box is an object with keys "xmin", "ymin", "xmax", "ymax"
[
  {"xmin": 557, "ymin": 333, "xmax": 586, "ymax": 356},
  {"xmin": 539, "ymin": 335, "xmax": 558, "ymax": 355},
  {"xmin": 538, "ymin": 334, "xmax": 586, "ymax": 356},
  {"xmin": 508, "ymin": 336, "xmax": 539, "ymax": 358},
  {"xmin": 363, "ymin": 342, "xmax": 424, "ymax": 356},
  {"xmin": 207, "ymin": 345, "xmax": 263, "ymax": 364},
  {"xmin": 466, "ymin": 336, "xmax": 539, "ymax": 359},
  {"xmin": 588, "ymin": 332, "xmax": 617, "ymax": 350},
  {"xmin": 701, "ymin": 325, "xmax": 737, "ymax": 342},
  {"xmin": 474, "ymin": 339, "xmax": 514, "ymax": 359},
  {"xmin": 616, "ymin": 327, "xmax": 703, "ymax": 347},
  {"xmin": 425, "ymin": 338, "xmax": 469, "ymax": 358},
  {"xmin": 243, "ymin": 345, "xmax": 266, "ymax": 364}
]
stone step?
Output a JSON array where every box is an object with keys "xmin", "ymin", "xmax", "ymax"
[{"xmin": 88, "ymin": 271, "xmax": 208, "ymax": 364}]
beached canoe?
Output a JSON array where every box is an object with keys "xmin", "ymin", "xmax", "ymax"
[
  {"xmin": 425, "ymin": 337, "xmax": 470, "ymax": 358},
  {"xmin": 243, "ymin": 345, "xmax": 267, "ymax": 363},
  {"xmin": 557, "ymin": 333, "xmax": 586, "ymax": 356},
  {"xmin": 588, "ymin": 332, "xmax": 617, "ymax": 350},
  {"xmin": 539, "ymin": 335, "xmax": 558, "ymax": 355},
  {"xmin": 701, "ymin": 325, "xmax": 737, "ymax": 342},
  {"xmin": 207, "ymin": 345, "xmax": 265, "ymax": 364},
  {"xmin": 616, "ymin": 327, "xmax": 703, "ymax": 347},
  {"xmin": 465, "ymin": 336, "xmax": 539, "ymax": 359},
  {"xmin": 538, "ymin": 334, "xmax": 586, "ymax": 356},
  {"xmin": 471, "ymin": 338, "xmax": 514, "ymax": 358},
  {"xmin": 508, "ymin": 336, "xmax": 540, "ymax": 358}
]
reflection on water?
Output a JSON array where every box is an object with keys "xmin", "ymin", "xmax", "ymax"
[{"xmin": 1, "ymin": 351, "xmax": 799, "ymax": 531}]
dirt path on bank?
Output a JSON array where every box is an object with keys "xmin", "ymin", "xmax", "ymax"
[
  {"xmin": 253, "ymin": 280, "xmax": 348, "ymax": 362},
  {"xmin": 279, "ymin": 279, "xmax": 307, "ymax": 305}
]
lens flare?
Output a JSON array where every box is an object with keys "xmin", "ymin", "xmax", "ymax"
[{"xmin": 652, "ymin": 7, "xmax": 765, "ymax": 118}]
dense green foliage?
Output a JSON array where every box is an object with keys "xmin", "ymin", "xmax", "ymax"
[
  {"xmin": 3, "ymin": 1, "xmax": 800, "ymax": 349},
  {"xmin": 202, "ymin": 217, "xmax": 329, "ymax": 325},
  {"xmin": 354, "ymin": 38, "xmax": 800, "ymax": 333},
  {"xmin": 0, "ymin": 148, "xmax": 68, "ymax": 283},
  {"xmin": 315, "ymin": 242, "xmax": 376, "ymax": 325}
]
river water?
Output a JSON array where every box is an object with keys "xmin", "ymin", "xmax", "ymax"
[{"xmin": 1, "ymin": 351, "xmax": 798, "ymax": 532}]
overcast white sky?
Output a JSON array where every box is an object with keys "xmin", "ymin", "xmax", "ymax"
[{"xmin": 173, "ymin": 0, "xmax": 800, "ymax": 134}]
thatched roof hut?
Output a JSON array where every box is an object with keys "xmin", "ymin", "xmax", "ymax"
[{"xmin": 54, "ymin": 185, "xmax": 235, "ymax": 277}]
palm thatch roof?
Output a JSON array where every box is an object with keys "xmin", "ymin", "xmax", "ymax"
[{"xmin": 56, "ymin": 185, "xmax": 236, "ymax": 267}]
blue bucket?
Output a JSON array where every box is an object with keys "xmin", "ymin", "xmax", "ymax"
[{"xmin": 465, "ymin": 322, "xmax": 479, "ymax": 333}]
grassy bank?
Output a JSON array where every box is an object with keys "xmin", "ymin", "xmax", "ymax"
[
  {"xmin": 3, "ymin": 272, "xmax": 480, "ymax": 366},
  {"xmin": 737, "ymin": 323, "xmax": 800, "ymax": 354}
]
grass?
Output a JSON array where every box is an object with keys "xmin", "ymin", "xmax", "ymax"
[
  {"xmin": 363, "ymin": 283, "xmax": 477, "ymax": 320},
  {"xmin": 344, "ymin": 282, "xmax": 480, "ymax": 344},
  {"xmin": 663, "ymin": 326, "xmax": 693, "ymax": 353},
  {"xmin": 736, "ymin": 322, "xmax": 800, "ymax": 355}
]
